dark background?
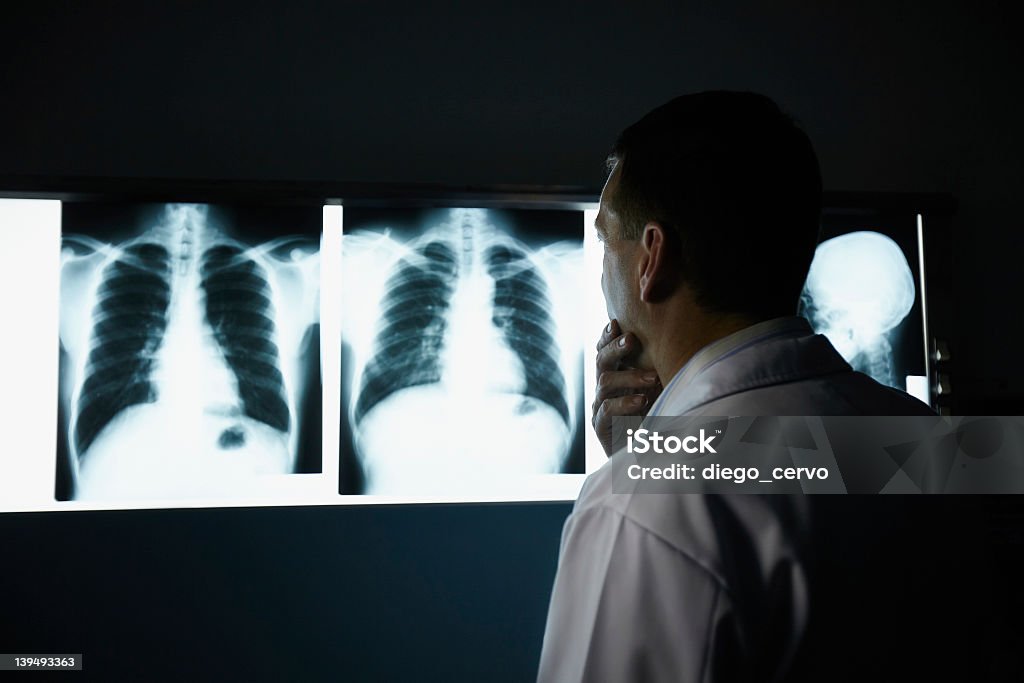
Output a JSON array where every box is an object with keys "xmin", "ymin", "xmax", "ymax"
[{"xmin": 1, "ymin": 1, "xmax": 1022, "ymax": 681}]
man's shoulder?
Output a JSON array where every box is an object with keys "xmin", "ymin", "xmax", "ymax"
[
  {"xmin": 829, "ymin": 371, "xmax": 937, "ymax": 415},
  {"xmin": 694, "ymin": 368, "xmax": 936, "ymax": 416},
  {"xmin": 663, "ymin": 326, "xmax": 936, "ymax": 416}
]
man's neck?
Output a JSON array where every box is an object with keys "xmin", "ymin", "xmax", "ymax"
[{"xmin": 652, "ymin": 310, "xmax": 765, "ymax": 386}]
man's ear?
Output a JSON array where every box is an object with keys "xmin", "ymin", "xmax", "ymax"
[{"xmin": 638, "ymin": 222, "xmax": 673, "ymax": 303}]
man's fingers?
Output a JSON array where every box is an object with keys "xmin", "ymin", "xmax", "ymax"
[
  {"xmin": 594, "ymin": 394, "xmax": 650, "ymax": 444},
  {"xmin": 595, "ymin": 368, "xmax": 660, "ymax": 403},
  {"xmin": 596, "ymin": 320, "xmax": 621, "ymax": 351},
  {"xmin": 592, "ymin": 321, "xmax": 660, "ymax": 456},
  {"xmin": 596, "ymin": 332, "xmax": 636, "ymax": 372}
]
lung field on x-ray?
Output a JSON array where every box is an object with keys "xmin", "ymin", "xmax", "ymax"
[
  {"xmin": 200, "ymin": 243, "xmax": 292, "ymax": 434},
  {"xmin": 340, "ymin": 207, "xmax": 585, "ymax": 494},
  {"xmin": 73, "ymin": 242, "xmax": 173, "ymax": 457},
  {"xmin": 355, "ymin": 239, "xmax": 460, "ymax": 424},
  {"xmin": 484, "ymin": 243, "xmax": 570, "ymax": 425}
]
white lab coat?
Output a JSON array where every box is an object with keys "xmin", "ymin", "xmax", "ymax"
[{"xmin": 537, "ymin": 319, "xmax": 933, "ymax": 683}]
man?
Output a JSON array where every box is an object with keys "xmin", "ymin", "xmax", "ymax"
[{"xmin": 537, "ymin": 92, "xmax": 934, "ymax": 682}]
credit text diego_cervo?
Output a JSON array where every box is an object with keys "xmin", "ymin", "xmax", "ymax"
[{"xmin": 626, "ymin": 463, "xmax": 831, "ymax": 483}]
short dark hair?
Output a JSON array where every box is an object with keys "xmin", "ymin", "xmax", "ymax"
[{"xmin": 608, "ymin": 91, "xmax": 822, "ymax": 320}]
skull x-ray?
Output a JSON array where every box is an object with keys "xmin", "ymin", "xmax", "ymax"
[
  {"xmin": 57, "ymin": 203, "xmax": 321, "ymax": 501},
  {"xmin": 340, "ymin": 208, "xmax": 585, "ymax": 494},
  {"xmin": 799, "ymin": 228, "xmax": 924, "ymax": 390}
]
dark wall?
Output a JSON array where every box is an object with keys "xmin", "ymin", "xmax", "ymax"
[{"xmin": 0, "ymin": 502, "xmax": 571, "ymax": 681}]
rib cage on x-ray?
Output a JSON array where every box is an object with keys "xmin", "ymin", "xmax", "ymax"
[
  {"xmin": 73, "ymin": 238, "xmax": 291, "ymax": 458},
  {"xmin": 60, "ymin": 203, "xmax": 321, "ymax": 500},
  {"xmin": 344, "ymin": 208, "xmax": 582, "ymax": 489},
  {"xmin": 355, "ymin": 237, "xmax": 570, "ymax": 428},
  {"xmin": 354, "ymin": 227, "xmax": 569, "ymax": 429},
  {"xmin": 74, "ymin": 243, "xmax": 172, "ymax": 456},
  {"xmin": 200, "ymin": 244, "xmax": 290, "ymax": 435},
  {"xmin": 355, "ymin": 240, "xmax": 459, "ymax": 423}
]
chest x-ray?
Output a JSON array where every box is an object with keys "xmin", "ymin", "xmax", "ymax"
[
  {"xmin": 799, "ymin": 230, "xmax": 919, "ymax": 389},
  {"xmin": 57, "ymin": 203, "xmax": 321, "ymax": 501},
  {"xmin": 340, "ymin": 207, "xmax": 585, "ymax": 495}
]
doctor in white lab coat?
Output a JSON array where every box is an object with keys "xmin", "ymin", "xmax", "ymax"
[{"xmin": 537, "ymin": 92, "xmax": 934, "ymax": 683}]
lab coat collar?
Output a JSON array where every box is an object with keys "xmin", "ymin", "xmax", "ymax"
[{"xmin": 652, "ymin": 317, "xmax": 852, "ymax": 416}]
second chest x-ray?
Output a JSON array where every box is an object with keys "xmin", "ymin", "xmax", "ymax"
[
  {"xmin": 57, "ymin": 203, "xmax": 321, "ymax": 501},
  {"xmin": 340, "ymin": 208, "xmax": 585, "ymax": 495},
  {"xmin": 799, "ymin": 217, "xmax": 927, "ymax": 394}
]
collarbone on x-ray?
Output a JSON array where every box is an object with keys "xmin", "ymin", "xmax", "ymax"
[
  {"xmin": 59, "ymin": 204, "xmax": 320, "ymax": 500},
  {"xmin": 343, "ymin": 208, "xmax": 583, "ymax": 494}
]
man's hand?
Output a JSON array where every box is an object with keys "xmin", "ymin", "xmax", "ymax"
[{"xmin": 591, "ymin": 320, "xmax": 662, "ymax": 456}]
